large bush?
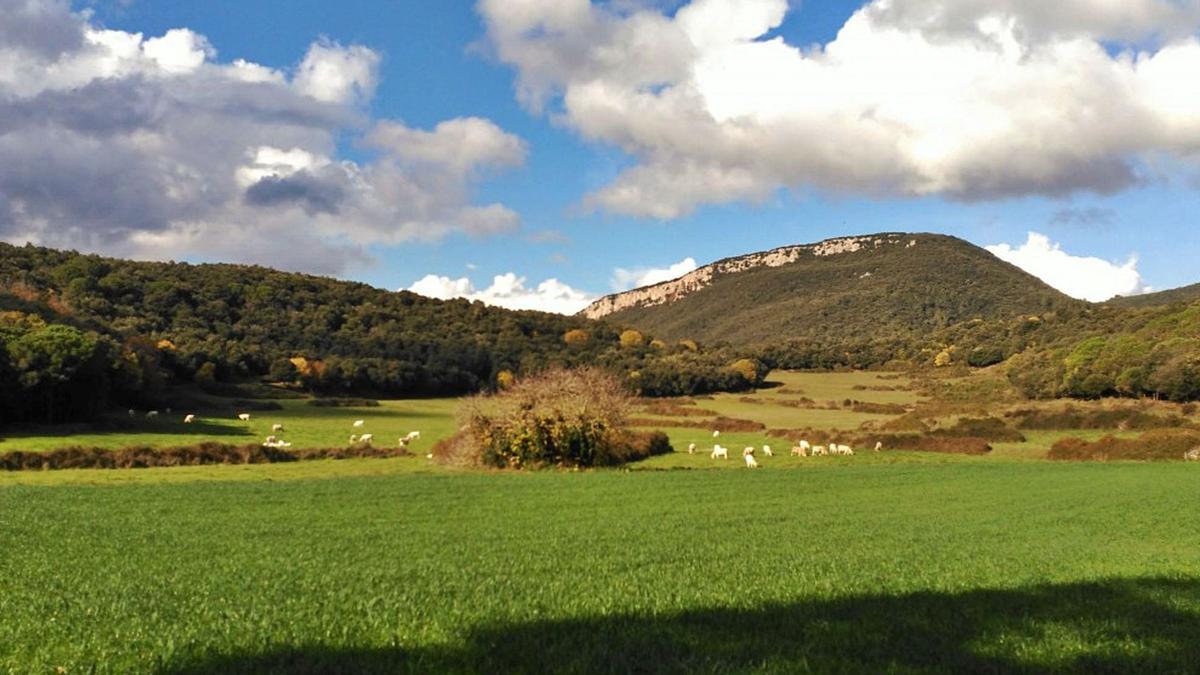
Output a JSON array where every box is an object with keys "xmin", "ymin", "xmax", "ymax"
[{"xmin": 452, "ymin": 368, "xmax": 672, "ymax": 469}]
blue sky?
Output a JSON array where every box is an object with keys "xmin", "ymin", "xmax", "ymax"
[{"xmin": 4, "ymin": 0, "xmax": 1200, "ymax": 310}]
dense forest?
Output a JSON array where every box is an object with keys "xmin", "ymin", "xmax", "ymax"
[{"xmin": 0, "ymin": 243, "xmax": 766, "ymax": 425}]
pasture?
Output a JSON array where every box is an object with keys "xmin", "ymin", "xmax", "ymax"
[{"xmin": 2, "ymin": 371, "xmax": 1198, "ymax": 672}]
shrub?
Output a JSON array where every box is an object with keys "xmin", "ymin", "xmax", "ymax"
[
  {"xmin": 1048, "ymin": 429, "xmax": 1200, "ymax": 461},
  {"xmin": 458, "ymin": 368, "xmax": 670, "ymax": 469},
  {"xmin": 856, "ymin": 434, "xmax": 992, "ymax": 455},
  {"xmin": 619, "ymin": 330, "xmax": 645, "ymax": 348},
  {"xmin": 931, "ymin": 417, "xmax": 1025, "ymax": 442},
  {"xmin": 0, "ymin": 442, "xmax": 409, "ymax": 472}
]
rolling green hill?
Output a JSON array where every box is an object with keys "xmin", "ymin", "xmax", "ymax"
[
  {"xmin": 584, "ymin": 233, "xmax": 1082, "ymax": 347},
  {"xmin": 0, "ymin": 243, "xmax": 763, "ymax": 426}
]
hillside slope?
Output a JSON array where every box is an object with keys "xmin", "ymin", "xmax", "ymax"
[
  {"xmin": 584, "ymin": 234, "xmax": 1081, "ymax": 346},
  {"xmin": 1107, "ymin": 283, "xmax": 1200, "ymax": 309}
]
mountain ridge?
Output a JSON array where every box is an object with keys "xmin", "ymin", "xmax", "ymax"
[{"xmin": 583, "ymin": 233, "xmax": 1083, "ymax": 347}]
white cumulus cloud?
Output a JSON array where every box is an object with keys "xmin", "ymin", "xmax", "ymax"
[
  {"xmin": 406, "ymin": 273, "xmax": 596, "ymax": 315},
  {"xmin": 611, "ymin": 257, "xmax": 698, "ymax": 291},
  {"xmin": 479, "ymin": 0, "xmax": 1200, "ymax": 218},
  {"xmin": 986, "ymin": 232, "xmax": 1151, "ymax": 302},
  {"xmin": 0, "ymin": 2, "xmax": 527, "ymax": 275}
]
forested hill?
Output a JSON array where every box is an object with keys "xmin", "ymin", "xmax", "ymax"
[
  {"xmin": 1106, "ymin": 283, "xmax": 1200, "ymax": 309},
  {"xmin": 0, "ymin": 243, "xmax": 765, "ymax": 425},
  {"xmin": 584, "ymin": 233, "xmax": 1083, "ymax": 347}
]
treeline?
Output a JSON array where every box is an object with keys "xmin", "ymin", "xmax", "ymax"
[{"xmin": 0, "ymin": 244, "xmax": 766, "ymax": 425}]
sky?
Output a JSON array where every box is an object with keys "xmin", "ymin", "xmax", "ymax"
[{"xmin": 3, "ymin": 0, "xmax": 1200, "ymax": 312}]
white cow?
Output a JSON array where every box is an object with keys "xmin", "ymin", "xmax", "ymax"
[
  {"xmin": 398, "ymin": 437, "xmax": 410, "ymax": 448},
  {"xmin": 744, "ymin": 454, "xmax": 759, "ymax": 468},
  {"xmin": 272, "ymin": 423, "xmax": 284, "ymax": 432},
  {"xmin": 128, "ymin": 409, "xmax": 136, "ymax": 417},
  {"xmin": 874, "ymin": 441, "xmax": 883, "ymax": 452},
  {"xmin": 687, "ymin": 443, "xmax": 696, "ymax": 455},
  {"xmin": 837, "ymin": 444, "xmax": 854, "ymax": 456},
  {"xmin": 350, "ymin": 434, "xmax": 359, "ymax": 444},
  {"xmin": 352, "ymin": 420, "xmax": 365, "ymax": 428},
  {"xmin": 1185, "ymin": 447, "xmax": 1200, "ymax": 462},
  {"xmin": 237, "ymin": 413, "xmax": 251, "ymax": 421},
  {"xmin": 183, "ymin": 414, "xmax": 196, "ymax": 424},
  {"xmin": 790, "ymin": 446, "xmax": 807, "ymax": 457},
  {"xmin": 146, "ymin": 410, "xmax": 158, "ymax": 418},
  {"xmin": 743, "ymin": 446, "xmax": 756, "ymax": 457},
  {"xmin": 799, "ymin": 440, "xmax": 811, "ymax": 453},
  {"xmin": 404, "ymin": 431, "xmax": 421, "ymax": 441},
  {"xmin": 762, "ymin": 445, "xmax": 773, "ymax": 457},
  {"xmin": 711, "ymin": 445, "xmax": 729, "ymax": 460},
  {"xmin": 358, "ymin": 433, "xmax": 374, "ymax": 445},
  {"xmin": 812, "ymin": 445, "xmax": 828, "ymax": 457},
  {"xmin": 712, "ymin": 430, "xmax": 721, "ymax": 439}
]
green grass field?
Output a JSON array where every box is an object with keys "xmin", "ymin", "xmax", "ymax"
[
  {"xmin": 2, "ymin": 464, "xmax": 1197, "ymax": 673},
  {"xmin": 2, "ymin": 372, "xmax": 1198, "ymax": 672}
]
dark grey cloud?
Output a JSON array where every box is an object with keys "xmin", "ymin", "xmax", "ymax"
[
  {"xmin": 245, "ymin": 172, "xmax": 345, "ymax": 215},
  {"xmin": 1050, "ymin": 207, "xmax": 1117, "ymax": 229},
  {"xmin": 0, "ymin": 0, "xmax": 84, "ymax": 60}
]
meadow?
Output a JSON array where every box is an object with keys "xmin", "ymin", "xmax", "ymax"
[{"xmin": 2, "ymin": 371, "xmax": 1198, "ymax": 672}]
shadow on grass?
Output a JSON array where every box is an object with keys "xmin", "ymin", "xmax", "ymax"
[
  {"xmin": 1, "ymin": 420, "xmax": 254, "ymax": 443},
  {"xmin": 163, "ymin": 577, "xmax": 1199, "ymax": 674}
]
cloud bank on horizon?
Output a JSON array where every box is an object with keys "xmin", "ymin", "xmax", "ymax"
[
  {"xmin": 986, "ymin": 232, "xmax": 1151, "ymax": 302},
  {"xmin": 480, "ymin": 0, "xmax": 1200, "ymax": 218},
  {"xmin": 0, "ymin": 0, "xmax": 525, "ymax": 274}
]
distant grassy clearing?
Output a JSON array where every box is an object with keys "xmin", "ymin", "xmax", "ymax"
[
  {"xmin": 2, "ymin": 463, "xmax": 1196, "ymax": 672},
  {"xmin": 0, "ymin": 398, "xmax": 458, "ymax": 454}
]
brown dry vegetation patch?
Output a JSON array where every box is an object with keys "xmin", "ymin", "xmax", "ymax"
[
  {"xmin": 641, "ymin": 401, "xmax": 715, "ymax": 418},
  {"xmin": 0, "ymin": 442, "xmax": 410, "ymax": 472},
  {"xmin": 856, "ymin": 434, "xmax": 993, "ymax": 455},
  {"xmin": 1008, "ymin": 406, "xmax": 1192, "ymax": 431},
  {"xmin": 1048, "ymin": 430, "xmax": 1200, "ymax": 462},
  {"xmin": 930, "ymin": 417, "xmax": 1026, "ymax": 443}
]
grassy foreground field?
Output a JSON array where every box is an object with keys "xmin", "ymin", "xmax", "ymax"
[
  {"xmin": 2, "ymin": 463, "xmax": 1198, "ymax": 673},
  {"xmin": 3, "ymin": 371, "xmax": 1199, "ymax": 672}
]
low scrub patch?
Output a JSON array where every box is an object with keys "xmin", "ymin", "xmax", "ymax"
[
  {"xmin": 455, "ymin": 368, "xmax": 673, "ymax": 469},
  {"xmin": 931, "ymin": 417, "xmax": 1026, "ymax": 442},
  {"xmin": 641, "ymin": 401, "xmax": 715, "ymax": 417},
  {"xmin": 1009, "ymin": 406, "xmax": 1190, "ymax": 431},
  {"xmin": 0, "ymin": 442, "xmax": 409, "ymax": 471},
  {"xmin": 856, "ymin": 434, "xmax": 993, "ymax": 455},
  {"xmin": 1048, "ymin": 429, "xmax": 1200, "ymax": 462}
]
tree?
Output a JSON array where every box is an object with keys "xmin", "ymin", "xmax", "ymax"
[{"xmin": 619, "ymin": 329, "xmax": 645, "ymax": 348}]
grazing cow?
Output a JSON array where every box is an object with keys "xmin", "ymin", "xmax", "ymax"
[
  {"xmin": 744, "ymin": 454, "xmax": 759, "ymax": 468},
  {"xmin": 712, "ymin": 430, "xmax": 721, "ymax": 439},
  {"xmin": 352, "ymin": 420, "xmax": 365, "ymax": 428},
  {"xmin": 184, "ymin": 414, "xmax": 196, "ymax": 424},
  {"xmin": 711, "ymin": 445, "xmax": 729, "ymax": 460},
  {"xmin": 128, "ymin": 409, "xmax": 136, "ymax": 417},
  {"xmin": 799, "ymin": 440, "xmax": 811, "ymax": 453},
  {"xmin": 874, "ymin": 441, "xmax": 883, "ymax": 452},
  {"xmin": 146, "ymin": 410, "xmax": 159, "ymax": 418},
  {"xmin": 237, "ymin": 413, "xmax": 251, "ymax": 421},
  {"xmin": 743, "ymin": 446, "xmax": 756, "ymax": 457},
  {"xmin": 358, "ymin": 433, "xmax": 374, "ymax": 445},
  {"xmin": 762, "ymin": 445, "xmax": 773, "ymax": 457},
  {"xmin": 790, "ymin": 446, "xmax": 807, "ymax": 457},
  {"xmin": 350, "ymin": 434, "xmax": 359, "ymax": 444},
  {"xmin": 687, "ymin": 443, "xmax": 696, "ymax": 455},
  {"xmin": 812, "ymin": 445, "xmax": 828, "ymax": 457},
  {"xmin": 398, "ymin": 437, "xmax": 410, "ymax": 448},
  {"xmin": 1185, "ymin": 447, "xmax": 1200, "ymax": 462},
  {"xmin": 426, "ymin": 453, "xmax": 434, "ymax": 459},
  {"xmin": 838, "ymin": 444, "xmax": 855, "ymax": 456},
  {"xmin": 272, "ymin": 423, "xmax": 284, "ymax": 432},
  {"xmin": 404, "ymin": 431, "xmax": 421, "ymax": 441}
]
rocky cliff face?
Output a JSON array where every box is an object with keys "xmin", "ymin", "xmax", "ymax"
[{"xmin": 581, "ymin": 234, "xmax": 915, "ymax": 319}]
